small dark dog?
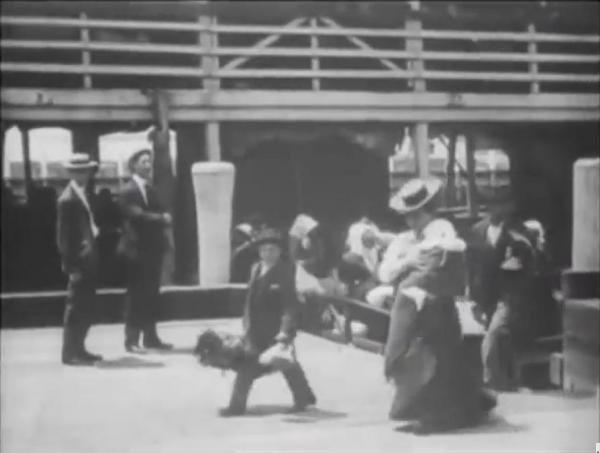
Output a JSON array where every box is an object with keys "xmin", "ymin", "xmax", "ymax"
[{"xmin": 193, "ymin": 329, "xmax": 247, "ymax": 371}]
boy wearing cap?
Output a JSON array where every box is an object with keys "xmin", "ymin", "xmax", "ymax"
[
  {"xmin": 56, "ymin": 153, "xmax": 103, "ymax": 365},
  {"xmin": 220, "ymin": 228, "xmax": 316, "ymax": 417},
  {"xmin": 117, "ymin": 149, "xmax": 173, "ymax": 353}
]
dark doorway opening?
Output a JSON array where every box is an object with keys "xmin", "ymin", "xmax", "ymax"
[{"xmin": 233, "ymin": 133, "xmax": 390, "ymax": 236}]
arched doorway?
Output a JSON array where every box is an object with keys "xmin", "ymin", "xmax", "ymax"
[{"xmin": 233, "ymin": 132, "xmax": 389, "ymax": 236}]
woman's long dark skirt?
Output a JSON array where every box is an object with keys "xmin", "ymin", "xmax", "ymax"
[{"xmin": 403, "ymin": 295, "xmax": 495, "ymax": 428}]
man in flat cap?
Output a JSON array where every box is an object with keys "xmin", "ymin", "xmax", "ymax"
[
  {"xmin": 56, "ymin": 153, "xmax": 103, "ymax": 365},
  {"xmin": 117, "ymin": 149, "xmax": 173, "ymax": 353}
]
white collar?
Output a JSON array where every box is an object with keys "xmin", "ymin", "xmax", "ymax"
[
  {"xmin": 70, "ymin": 180, "xmax": 88, "ymax": 202},
  {"xmin": 132, "ymin": 174, "xmax": 148, "ymax": 188}
]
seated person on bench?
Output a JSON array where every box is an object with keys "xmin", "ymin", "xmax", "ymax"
[{"xmin": 338, "ymin": 218, "xmax": 395, "ymax": 301}]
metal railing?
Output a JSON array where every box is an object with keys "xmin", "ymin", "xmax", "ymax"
[{"xmin": 1, "ymin": 14, "xmax": 599, "ymax": 92}]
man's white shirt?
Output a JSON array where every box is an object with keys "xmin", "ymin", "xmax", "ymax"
[
  {"xmin": 132, "ymin": 174, "xmax": 149, "ymax": 206},
  {"xmin": 486, "ymin": 222, "xmax": 504, "ymax": 247},
  {"xmin": 69, "ymin": 180, "xmax": 99, "ymax": 238}
]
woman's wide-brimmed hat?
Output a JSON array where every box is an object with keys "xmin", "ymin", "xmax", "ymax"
[
  {"xmin": 253, "ymin": 228, "xmax": 284, "ymax": 248},
  {"xmin": 63, "ymin": 153, "xmax": 98, "ymax": 171},
  {"xmin": 390, "ymin": 178, "xmax": 442, "ymax": 214}
]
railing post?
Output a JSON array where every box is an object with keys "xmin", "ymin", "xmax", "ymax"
[
  {"xmin": 80, "ymin": 13, "xmax": 92, "ymax": 88},
  {"xmin": 199, "ymin": 15, "xmax": 221, "ymax": 161},
  {"xmin": 528, "ymin": 23, "xmax": 540, "ymax": 94},
  {"xmin": 310, "ymin": 17, "xmax": 320, "ymax": 91},
  {"xmin": 406, "ymin": 10, "xmax": 429, "ymax": 177}
]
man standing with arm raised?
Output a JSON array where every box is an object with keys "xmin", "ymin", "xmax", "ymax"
[{"xmin": 117, "ymin": 149, "xmax": 173, "ymax": 353}]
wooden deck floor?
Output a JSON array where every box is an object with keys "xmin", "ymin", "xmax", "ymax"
[{"xmin": 1, "ymin": 319, "xmax": 598, "ymax": 453}]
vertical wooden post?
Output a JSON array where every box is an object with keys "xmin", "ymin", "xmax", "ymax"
[
  {"xmin": 150, "ymin": 90, "xmax": 176, "ymax": 285},
  {"xmin": 20, "ymin": 126, "xmax": 33, "ymax": 203},
  {"xmin": 80, "ymin": 13, "xmax": 92, "ymax": 89},
  {"xmin": 445, "ymin": 132, "xmax": 458, "ymax": 206},
  {"xmin": 199, "ymin": 15, "xmax": 221, "ymax": 161},
  {"xmin": 413, "ymin": 123, "xmax": 430, "ymax": 178},
  {"xmin": 406, "ymin": 12, "xmax": 429, "ymax": 177},
  {"xmin": 528, "ymin": 23, "xmax": 539, "ymax": 94},
  {"xmin": 465, "ymin": 134, "xmax": 478, "ymax": 219},
  {"xmin": 310, "ymin": 17, "xmax": 320, "ymax": 91}
]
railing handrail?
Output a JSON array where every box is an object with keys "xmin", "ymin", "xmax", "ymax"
[
  {"xmin": 2, "ymin": 15, "xmax": 600, "ymax": 43},
  {"xmin": 3, "ymin": 39, "xmax": 600, "ymax": 65},
  {"xmin": 2, "ymin": 14, "xmax": 599, "ymax": 93}
]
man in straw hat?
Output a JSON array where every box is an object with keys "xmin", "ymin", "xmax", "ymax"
[
  {"xmin": 220, "ymin": 228, "xmax": 316, "ymax": 417},
  {"xmin": 117, "ymin": 149, "xmax": 173, "ymax": 353},
  {"xmin": 381, "ymin": 177, "xmax": 496, "ymax": 434},
  {"xmin": 56, "ymin": 153, "xmax": 103, "ymax": 365}
]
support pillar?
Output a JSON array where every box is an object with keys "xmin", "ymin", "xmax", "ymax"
[
  {"xmin": 413, "ymin": 123, "xmax": 430, "ymax": 178},
  {"xmin": 71, "ymin": 124, "xmax": 101, "ymax": 198},
  {"xmin": 20, "ymin": 126, "xmax": 33, "ymax": 203},
  {"xmin": 205, "ymin": 121, "xmax": 221, "ymax": 162},
  {"xmin": 149, "ymin": 90, "xmax": 176, "ymax": 285},
  {"xmin": 465, "ymin": 134, "xmax": 478, "ymax": 220},
  {"xmin": 191, "ymin": 162, "xmax": 235, "ymax": 285}
]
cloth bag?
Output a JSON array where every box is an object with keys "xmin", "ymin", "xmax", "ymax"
[{"xmin": 258, "ymin": 342, "xmax": 297, "ymax": 372}]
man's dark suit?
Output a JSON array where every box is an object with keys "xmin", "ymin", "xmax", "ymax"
[
  {"xmin": 467, "ymin": 216, "xmax": 535, "ymax": 389},
  {"xmin": 227, "ymin": 259, "xmax": 316, "ymax": 412},
  {"xmin": 56, "ymin": 182, "xmax": 98, "ymax": 361},
  {"xmin": 117, "ymin": 178, "xmax": 168, "ymax": 348}
]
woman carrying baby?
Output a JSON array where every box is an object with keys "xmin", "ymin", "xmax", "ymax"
[{"xmin": 382, "ymin": 178, "xmax": 496, "ymax": 434}]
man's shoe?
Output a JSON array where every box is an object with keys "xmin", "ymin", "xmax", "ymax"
[
  {"xmin": 80, "ymin": 350, "xmax": 103, "ymax": 362},
  {"xmin": 218, "ymin": 407, "xmax": 246, "ymax": 417},
  {"xmin": 143, "ymin": 341, "xmax": 173, "ymax": 351},
  {"xmin": 125, "ymin": 344, "xmax": 146, "ymax": 354},
  {"xmin": 288, "ymin": 394, "xmax": 317, "ymax": 413},
  {"xmin": 62, "ymin": 355, "xmax": 96, "ymax": 366}
]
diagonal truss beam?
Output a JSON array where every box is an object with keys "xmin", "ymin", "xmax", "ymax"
[
  {"xmin": 222, "ymin": 17, "xmax": 307, "ymax": 70},
  {"xmin": 319, "ymin": 16, "xmax": 401, "ymax": 71}
]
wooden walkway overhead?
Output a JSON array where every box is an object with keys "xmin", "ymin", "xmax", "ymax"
[{"xmin": 1, "ymin": 11, "xmax": 599, "ymax": 123}]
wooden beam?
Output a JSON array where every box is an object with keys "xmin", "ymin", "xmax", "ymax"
[
  {"xmin": 206, "ymin": 121, "xmax": 221, "ymax": 161},
  {"xmin": 445, "ymin": 133, "xmax": 458, "ymax": 206},
  {"xmin": 528, "ymin": 23, "xmax": 540, "ymax": 94},
  {"xmin": 80, "ymin": 13, "xmax": 92, "ymax": 89},
  {"xmin": 199, "ymin": 15, "xmax": 219, "ymax": 92},
  {"xmin": 465, "ymin": 134, "xmax": 478, "ymax": 220},
  {"xmin": 319, "ymin": 17, "xmax": 401, "ymax": 71},
  {"xmin": 20, "ymin": 126, "xmax": 33, "ymax": 203},
  {"xmin": 2, "ymin": 15, "xmax": 599, "ymax": 42},
  {"xmin": 310, "ymin": 17, "xmax": 320, "ymax": 91},
  {"xmin": 414, "ymin": 123, "xmax": 430, "ymax": 178},
  {"xmin": 222, "ymin": 17, "xmax": 307, "ymax": 70},
  {"xmin": 4, "ymin": 40, "xmax": 598, "ymax": 64},
  {"xmin": 3, "ymin": 106, "xmax": 599, "ymax": 123},
  {"xmin": 3, "ymin": 89, "xmax": 599, "ymax": 109}
]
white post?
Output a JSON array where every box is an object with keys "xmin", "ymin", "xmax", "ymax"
[{"xmin": 191, "ymin": 161, "xmax": 235, "ymax": 285}]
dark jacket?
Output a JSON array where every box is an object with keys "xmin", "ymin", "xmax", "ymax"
[
  {"xmin": 243, "ymin": 260, "xmax": 300, "ymax": 354},
  {"xmin": 56, "ymin": 183, "xmax": 97, "ymax": 275},
  {"xmin": 466, "ymin": 216, "xmax": 534, "ymax": 316},
  {"xmin": 117, "ymin": 179, "xmax": 167, "ymax": 262}
]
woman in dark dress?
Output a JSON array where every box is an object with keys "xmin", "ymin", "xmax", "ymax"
[{"xmin": 384, "ymin": 178, "xmax": 496, "ymax": 434}]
